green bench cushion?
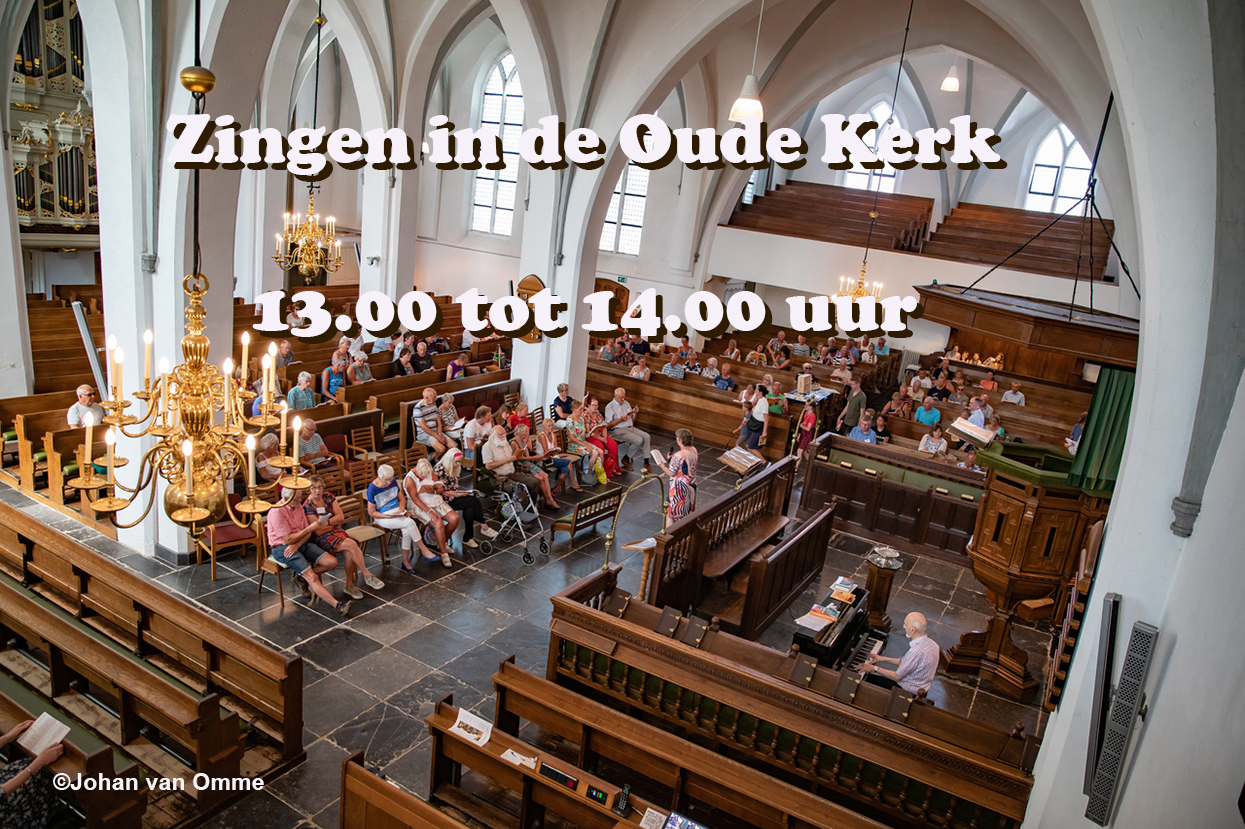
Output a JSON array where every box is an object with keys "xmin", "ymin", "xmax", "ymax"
[{"xmin": 3, "ymin": 429, "xmax": 16, "ymax": 441}]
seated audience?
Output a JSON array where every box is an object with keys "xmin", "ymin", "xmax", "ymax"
[
  {"xmin": 661, "ymin": 353, "xmax": 685, "ymax": 380},
  {"xmin": 267, "ymin": 488, "xmax": 353, "ymax": 616},
  {"xmin": 303, "ymin": 476, "xmax": 383, "ymax": 598},
  {"xmin": 256, "ymin": 433, "xmax": 283, "ymax": 482},
  {"xmin": 438, "ymin": 393, "xmax": 463, "ymax": 440},
  {"xmin": 700, "ymin": 356, "xmax": 721, "ymax": 380},
  {"xmin": 392, "ymin": 347, "xmax": 415, "ymax": 376},
  {"xmin": 367, "ymin": 464, "xmax": 437, "ymax": 572},
  {"xmin": 791, "ymin": 334, "xmax": 811, "ymax": 357},
  {"xmin": 896, "ymin": 384, "xmax": 914, "ymax": 418},
  {"xmin": 287, "ymin": 372, "xmax": 317, "ymax": 410},
  {"xmin": 861, "ymin": 612, "xmax": 939, "ymax": 692},
  {"xmin": 683, "ymin": 350, "xmax": 702, "ymax": 374},
  {"xmin": 676, "ymin": 336, "xmax": 693, "ymax": 361},
  {"xmin": 445, "ymin": 354, "xmax": 466, "ymax": 382},
  {"xmin": 483, "ymin": 424, "xmax": 560, "ymax": 508},
  {"xmin": 722, "ymin": 339, "xmax": 741, "ymax": 361},
  {"xmin": 321, "ymin": 355, "xmax": 348, "ymax": 400},
  {"xmin": 772, "ymin": 346, "xmax": 793, "ymax": 371},
  {"xmin": 848, "ymin": 411, "xmax": 879, "ymax": 445},
  {"xmin": 766, "ymin": 330, "xmax": 788, "ymax": 361},
  {"xmin": 404, "ymin": 459, "xmax": 459, "ymax": 564},
  {"xmin": 978, "ymin": 369, "xmax": 999, "ymax": 392},
  {"xmin": 68, "ymin": 384, "xmax": 104, "ymax": 426},
  {"xmin": 628, "ymin": 334, "xmax": 651, "ymax": 361},
  {"xmin": 583, "ymin": 397, "xmax": 623, "ymax": 477},
  {"xmin": 598, "ymin": 337, "xmax": 618, "ymax": 362},
  {"xmin": 946, "ymin": 344, "xmax": 961, "ymax": 361},
  {"xmin": 873, "ymin": 336, "xmax": 890, "ymax": 356},
  {"xmin": 1066, "ymin": 412, "xmax": 1087, "ymax": 454},
  {"xmin": 347, "ymin": 353, "xmax": 373, "ymax": 385},
  {"xmin": 977, "ymin": 394, "xmax": 995, "ymax": 419},
  {"xmin": 604, "ymin": 387, "xmax": 651, "ymax": 471},
  {"xmin": 566, "ymin": 400, "xmax": 605, "ymax": 479},
  {"xmin": 0, "ymin": 720, "xmax": 63, "ymax": 826},
  {"xmin": 297, "ymin": 419, "xmax": 340, "ymax": 469},
  {"xmin": 918, "ymin": 424, "xmax": 948, "ymax": 455},
  {"xmin": 847, "ymin": 339, "xmax": 861, "ymax": 362},
  {"xmin": 745, "ymin": 343, "xmax": 767, "ymax": 365},
  {"xmin": 536, "ymin": 417, "xmax": 581, "ymax": 493},
  {"xmin": 957, "ymin": 447, "xmax": 983, "ymax": 472},
  {"xmin": 508, "ymin": 402, "xmax": 532, "ymax": 432},
  {"xmin": 874, "ymin": 414, "xmax": 892, "ymax": 444},
  {"xmin": 988, "ymin": 415, "xmax": 1005, "ymax": 440},
  {"xmin": 1002, "ymin": 382, "xmax": 1026, "ymax": 406},
  {"xmin": 931, "ymin": 357, "xmax": 953, "ymax": 381},
  {"xmin": 928, "ymin": 377, "xmax": 952, "ymax": 401},
  {"xmin": 434, "ymin": 449, "xmax": 497, "ymax": 546},
  {"xmin": 914, "ymin": 398, "xmax": 941, "ymax": 427},
  {"xmin": 629, "ymin": 356, "xmax": 651, "ymax": 381},
  {"xmin": 411, "ymin": 341, "xmax": 435, "ymax": 374},
  {"xmin": 551, "ymin": 383, "xmax": 575, "ymax": 427},
  {"xmin": 881, "ymin": 392, "xmax": 905, "ymax": 420},
  {"xmin": 714, "ymin": 363, "xmax": 736, "ymax": 392},
  {"xmin": 413, "ymin": 387, "xmax": 456, "ymax": 456},
  {"xmin": 985, "ymin": 352, "xmax": 1005, "ymax": 369},
  {"xmin": 970, "ymin": 352, "xmax": 982, "ymax": 364},
  {"xmin": 275, "ymin": 339, "xmax": 296, "ymax": 368},
  {"xmin": 948, "ymin": 384, "xmax": 968, "ymax": 406},
  {"xmin": 766, "ymin": 382, "xmax": 789, "ymax": 416},
  {"xmin": 393, "ymin": 333, "xmax": 416, "ymax": 362},
  {"xmin": 462, "ymin": 405, "xmax": 493, "ymax": 461}
]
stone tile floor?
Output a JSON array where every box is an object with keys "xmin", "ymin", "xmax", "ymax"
[{"xmin": 1, "ymin": 435, "xmax": 1052, "ymax": 828}]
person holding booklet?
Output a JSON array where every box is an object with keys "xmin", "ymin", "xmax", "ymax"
[
  {"xmin": 537, "ymin": 417, "xmax": 582, "ymax": 493},
  {"xmin": 0, "ymin": 718, "xmax": 65, "ymax": 827}
]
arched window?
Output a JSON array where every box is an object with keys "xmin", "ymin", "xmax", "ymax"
[
  {"xmin": 599, "ymin": 135, "xmax": 652, "ymax": 256},
  {"xmin": 471, "ymin": 52, "xmax": 524, "ymax": 236},
  {"xmin": 843, "ymin": 101, "xmax": 900, "ymax": 193},
  {"xmin": 742, "ymin": 171, "xmax": 759, "ymax": 205},
  {"xmin": 1024, "ymin": 125, "xmax": 1091, "ymax": 215}
]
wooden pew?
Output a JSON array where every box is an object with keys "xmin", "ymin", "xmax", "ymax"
[
  {"xmin": 392, "ymin": 373, "xmax": 518, "ymax": 454},
  {"xmin": 585, "ymin": 362, "xmax": 792, "ymax": 460},
  {"xmin": 0, "ymin": 499, "xmax": 305, "ymax": 763},
  {"xmin": 1, "ymin": 390, "xmax": 80, "ymax": 445},
  {"xmin": 549, "ymin": 567, "xmax": 1038, "ymax": 829},
  {"xmin": 700, "ymin": 499, "xmax": 840, "ymax": 640},
  {"xmin": 492, "ymin": 657, "xmax": 883, "ymax": 829},
  {"xmin": 648, "ymin": 458, "xmax": 795, "ymax": 609},
  {"xmin": 799, "ymin": 437, "xmax": 983, "ymax": 561},
  {"xmin": 341, "ymin": 750, "xmax": 471, "ymax": 828},
  {"xmin": 426, "ymin": 696, "xmax": 668, "ymax": 829},
  {"xmin": 0, "ymin": 676, "xmax": 147, "ymax": 829},
  {"xmin": 548, "ymin": 487, "xmax": 623, "ymax": 548},
  {"xmin": 0, "ymin": 575, "xmax": 243, "ymax": 808},
  {"xmin": 334, "ymin": 349, "xmax": 474, "ymax": 410}
]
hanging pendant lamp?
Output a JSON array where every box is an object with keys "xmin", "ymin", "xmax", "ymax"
[{"xmin": 729, "ymin": 0, "xmax": 766, "ymax": 122}]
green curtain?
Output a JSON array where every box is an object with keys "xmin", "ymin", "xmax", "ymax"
[{"xmin": 1066, "ymin": 366, "xmax": 1135, "ymax": 493}]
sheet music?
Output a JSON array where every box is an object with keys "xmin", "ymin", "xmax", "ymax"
[
  {"xmin": 451, "ymin": 709, "xmax": 493, "ymax": 747},
  {"xmin": 650, "ymin": 449, "xmax": 667, "ymax": 468},
  {"xmin": 17, "ymin": 712, "xmax": 69, "ymax": 756}
]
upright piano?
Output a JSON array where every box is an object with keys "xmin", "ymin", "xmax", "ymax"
[{"xmin": 791, "ymin": 586, "xmax": 888, "ymax": 670}]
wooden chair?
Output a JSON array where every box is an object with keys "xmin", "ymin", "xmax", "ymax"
[
  {"xmin": 198, "ymin": 493, "xmax": 261, "ymax": 580},
  {"xmin": 317, "ymin": 466, "xmax": 348, "ymax": 498},
  {"xmin": 339, "ymin": 493, "xmax": 389, "ymax": 569},
  {"xmin": 255, "ymin": 516, "xmax": 297, "ymax": 607},
  {"xmin": 346, "ymin": 457, "xmax": 377, "ymax": 494},
  {"xmin": 345, "ymin": 426, "xmax": 384, "ymax": 463}
]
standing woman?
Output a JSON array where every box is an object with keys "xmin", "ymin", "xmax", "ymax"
[
  {"xmin": 321, "ymin": 355, "xmax": 348, "ymax": 400},
  {"xmin": 583, "ymin": 397, "xmax": 623, "ymax": 477},
  {"xmin": 537, "ymin": 417, "xmax": 581, "ymax": 493},
  {"xmin": 303, "ymin": 476, "xmax": 384, "ymax": 598},
  {"xmin": 795, "ymin": 401, "xmax": 818, "ymax": 466},
  {"xmin": 667, "ymin": 428, "xmax": 699, "ymax": 510},
  {"xmin": 347, "ymin": 353, "xmax": 373, "ymax": 385},
  {"xmin": 0, "ymin": 721, "xmax": 62, "ymax": 828},
  {"xmin": 432, "ymin": 449, "xmax": 497, "ymax": 548},
  {"xmin": 367, "ymin": 464, "xmax": 438, "ymax": 572}
]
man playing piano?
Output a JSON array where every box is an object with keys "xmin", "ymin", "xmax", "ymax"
[{"xmin": 860, "ymin": 612, "xmax": 940, "ymax": 693}]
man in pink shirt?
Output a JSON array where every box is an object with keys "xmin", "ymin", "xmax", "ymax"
[{"xmin": 266, "ymin": 489, "xmax": 353, "ymax": 617}]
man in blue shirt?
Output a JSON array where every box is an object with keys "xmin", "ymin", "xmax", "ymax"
[
  {"xmin": 661, "ymin": 353, "xmax": 685, "ymax": 380},
  {"xmin": 914, "ymin": 398, "xmax": 941, "ymax": 427},
  {"xmin": 713, "ymin": 363, "xmax": 737, "ymax": 392},
  {"xmin": 848, "ymin": 411, "xmax": 878, "ymax": 445},
  {"xmin": 873, "ymin": 337, "xmax": 890, "ymax": 355},
  {"xmin": 629, "ymin": 335, "xmax": 651, "ymax": 359},
  {"xmin": 967, "ymin": 398, "xmax": 986, "ymax": 428}
]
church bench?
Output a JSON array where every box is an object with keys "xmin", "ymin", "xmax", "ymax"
[
  {"xmin": 469, "ymin": 336, "xmax": 512, "ymax": 362},
  {"xmin": 549, "ymin": 567, "xmax": 1037, "ymax": 829},
  {"xmin": 649, "ymin": 458, "xmax": 795, "ymax": 609},
  {"xmin": 333, "ymin": 349, "xmax": 472, "ymax": 409},
  {"xmin": 374, "ymin": 369, "xmax": 512, "ymax": 450},
  {"xmin": 425, "ymin": 696, "xmax": 666, "ymax": 829},
  {"xmin": 548, "ymin": 486, "xmax": 622, "ymax": 548},
  {"xmin": 1, "ymin": 390, "xmax": 80, "ymax": 443},
  {"xmin": 396, "ymin": 376, "xmax": 521, "ymax": 455},
  {"xmin": 491, "ymin": 657, "xmax": 883, "ymax": 829},
  {"xmin": 0, "ymin": 675, "xmax": 147, "ymax": 829},
  {"xmin": 585, "ymin": 362, "xmax": 792, "ymax": 460},
  {"xmin": 341, "ymin": 750, "xmax": 471, "ymax": 829},
  {"xmin": 701, "ymin": 499, "xmax": 840, "ymax": 640},
  {"xmin": 0, "ymin": 575, "xmax": 243, "ymax": 808},
  {"xmin": 0, "ymin": 499, "xmax": 305, "ymax": 763},
  {"xmin": 54, "ymin": 284, "xmax": 105, "ymax": 309}
]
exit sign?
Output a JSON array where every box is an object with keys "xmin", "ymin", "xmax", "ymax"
[{"xmin": 616, "ymin": 277, "xmax": 627, "ymax": 284}]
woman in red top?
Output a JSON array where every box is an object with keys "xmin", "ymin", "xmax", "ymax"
[
  {"xmin": 795, "ymin": 402, "xmax": 818, "ymax": 466},
  {"xmin": 583, "ymin": 397, "xmax": 622, "ymax": 477},
  {"xmin": 507, "ymin": 402, "xmax": 532, "ymax": 432}
]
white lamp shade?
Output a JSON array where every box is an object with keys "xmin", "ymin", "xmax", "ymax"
[
  {"xmin": 940, "ymin": 65, "xmax": 960, "ymax": 93},
  {"xmin": 729, "ymin": 74, "xmax": 763, "ymax": 122}
]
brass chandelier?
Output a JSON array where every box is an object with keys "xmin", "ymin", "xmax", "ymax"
[
  {"xmin": 272, "ymin": 0, "xmax": 342, "ymax": 281},
  {"xmin": 76, "ymin": 1, "xmax": 306, "ymax": 540}
]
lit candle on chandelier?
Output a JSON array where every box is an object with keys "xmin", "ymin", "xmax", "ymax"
[
  {"xmin": 143, "ymin": 330, "xmax": 153, "ymax": 390},
  {"xmin": 159, "ymin": 357, "xmax": 170, "ymax": 418},
  {"xmin": 275, "ymin": 233, "xmax": 282, "ymax": 257},
  {"xmin": 113, "ymin": 348, "xmax": 124, "ymax": 401},
  {"xmin": 182, "ymin": 439, "xmax": 194, "ymax": 497},
  {"xmin": 104, "ymin": 427, "xmax": 116, "ymax": 486},
  {"xmin": 222, "ymin": 358, "xmax": 235, "ymax": 426},
  {"xmin": 246, "ymin": 434, "xmax": 257, "ymax": 488},
  {"xmin": 279, "ymin": 400, "xmax": 289, "ymax": 454},
  {"xmin": 106, "ymin": 334, "xmax": 117, "ymax": 398},
  {"xmin": 291, "ymin": 415, "xmax": 302, "ymax": 470},
  {"xmin": 240, "ymin": 331, "xmax": 250, "ymax": 387},
  {"xmin": 267, "ymin": 342, "xmax": 279, "ymax": 403},
  {"xmin": 83, "ymin": 411, "xmax": 95, "ymax": 475},
  {"xmin": 261, "ymin": 354, "xmax": 273, "ymax": 406}
]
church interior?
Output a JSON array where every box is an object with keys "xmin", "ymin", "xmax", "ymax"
[{"xmin": 0, "ymin": 0, "xmax": 1242, "ymax": 827}]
